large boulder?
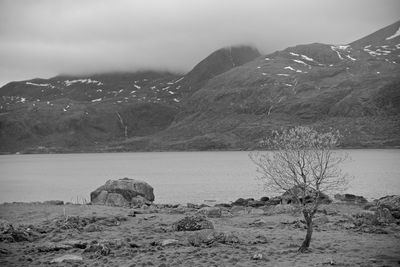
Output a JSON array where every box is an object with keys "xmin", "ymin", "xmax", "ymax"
[
  {"xmin": 281, "ymin": 185, "xmax": 331, "ymax": 204},
  {"xmin": 90, "ymin": 178, "xmax": 154, "ymax": 207},
  {"xmin": 377, "ymin": 195, "xmax": 400, "ymax": 219},
  {"xmin": 334, "ymin": 193, "xmax": 367, "ymax": 204}
]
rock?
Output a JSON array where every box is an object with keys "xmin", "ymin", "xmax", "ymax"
[
  {"xmin": 214, "ymin": 203, "xmax": 232, "ymax": 208},
  {"xmin": 375, "ymin": 207, "xmax": 395, "ymax": 223},
  {"xmin": 0, "ymin": 222, "xmax": 36, "ymax": 242},
  {"xmin": 282, "ymin": 185, "xmax": 331, "ymax": 204},
  {"xmin": 249, "ymin": 218, "xmax": 267, "ymax": 227},
  {"xmin": 173, "ymin": 215, "xmax": 214, "ymax": 231},
  {"xmin": 232, "ymin": 198, "xmax": 253, "ymax": 206},
  {"xmin": 62, "ymin": 240, "xmax": 88, "ymax": 249},
  {"xmin": 103, "ymin": 193, "xmax": 130, "ymax": 207},
  {"xmin": 96, "ymin": 216, "xmax": 122, "ymax": 227},
  {"xmin": 43, "ymin": 200, "xmax": 64, "ymax": 205},
  {"xmin": 377, "ymin": 195, "xmax": 400, "ymax": 219},
  {"xmin": 247, "ymin": 200, "xmax": 265, "ymax": 208},
  {"xmin": 0, "ymin": 219, "xmax": 13, "ymax": 234},
  {"xmin": 266, "ymin": 197, "xmax": 282, "ymax": 205},
  {"xmin": 260, "ymin": 196, "xmax": 270, "ymax": 202},
  {"xmin": 159, "ymin": 239, "xmax": 180, "ymax": 246},
  {"xmin": 252, "ymin": 253, "xmax": 269, "ymax": 261},
  {"xmin": 37, "ymin": 242, "xmax": 73, "ymax": 252},
  {"xmin": 267, "ymin": 204, "xmax": 297, "ymax": 214},
  {"xmin": 197, "ymin": 207, "xmax": 222, "ymax": 218},
  {"xmin": 50, "ymin": 254, "xmax": 83, "ymax": 263},
  {"xmin": 90, "ymin": 178, "xmax": 154, "ymax": 207},
  {"xmin": 223, "ymin": 233, "xmax": 240, "ymax": 244},
  {"xmin": 187, "ymin": 203, "xmax": 200, "ymax": 209},
  {"xmin": 130, "ymin": 195, "xmax": 152, "ymax": 207},
  {"xmin": 84, "ymin": 243, "xmax": 111, "ymax": 256},
  {"xmin": 187, "ymin": 229, "xmax": 238, "ymax": 246},
  {"xmin": 230, "ymin": 206, "xmax": 251, "ymax": 215},
  {"xmin": 334, "ymin": 193, "xmax": 367, "ymax": 204},
  {"xmin": 353, "ymin": 210, "xmax": 392, "ymax": 226}
]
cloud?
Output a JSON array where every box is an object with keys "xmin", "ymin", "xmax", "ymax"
[{"xmin": 0, "ymin": 0, "xmax": 399, "ymax": 86}]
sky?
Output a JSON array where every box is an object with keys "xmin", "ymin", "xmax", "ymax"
[{"xmin": 0, "ymin": 0, "xmax": 399, "ymax": 86}]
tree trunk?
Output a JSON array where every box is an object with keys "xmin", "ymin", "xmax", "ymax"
[{"xmin": 299, "ymin": 211, "xmax": 313, "ymax": 253}]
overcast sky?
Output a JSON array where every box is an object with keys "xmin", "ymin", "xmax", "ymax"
[{"xmin": 0, "ymin": 0, "xmax": 399, "ymax": 86}]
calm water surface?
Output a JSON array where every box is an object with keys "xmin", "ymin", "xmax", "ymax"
[{"xmin": 0, "ymin": 150, "xmax": 399, "ymax": 204}]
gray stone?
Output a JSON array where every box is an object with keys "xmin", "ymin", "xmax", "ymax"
[
  {"xmin": 375, "ymin": 207, "xmax": 395, "ymax": 223},
  {"xmin": 282, "ymin": 185, "xmax": 331, "ymax": 204},
  {"xmin": 377, "ymin": 195, "xmax": 400, "ymax": 219},
  {"xmin": 252, "ymin": 253, "xmax": 268, "ymax": 261},
  {"xmin": 160, "ymin": 239, "xmax": 180, "ymax": 246},
  {"xmin": 0, "ymin": 219, "xmax": 13, "ymax": 234},
  {"xmin": 131, "ymin": 195, "xmax": 151, "ymax": 207},
  {"xmin": 334, "ymin": 193, "xmax": 367, "ymax": 204},
  {"xmin": 90, "ymin": 178, "xmax": 154, "ymax": 207},
  {"xmin": 105, "ymin": 193, "xmax": 130, "ymax": 207},
  {"xmin": 267, "ymin": 204, "xmax": 297, "ymax": 214},
  {"xmin": 173, "ymin": 215, "xmax": 214, "ymax": 231},
  {"xmin": 37, "ymin": 242, "xmax": 73, "ymax": 252},
  {"xmin": 187, "ymin": 229, "xmax": 225, "ymax": 246},
  {"xmin": 266, "ymin": 197, "xmax": 282, "ymax": 205}
]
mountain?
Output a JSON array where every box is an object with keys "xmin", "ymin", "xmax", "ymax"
[
  {"xmin": 0, "ymin": 46, "xmax": 260, "ymax": 153},
  {"xmin": 178, "ymin": 46, "xmax": 260, "ymax": 95},
  {"xmin": 128, "ymin": 20, "xmax": 400, "ymax": 150},
  {"xmin": 0, "ymin": 21, "xmax": 399, "ymax": 153}
]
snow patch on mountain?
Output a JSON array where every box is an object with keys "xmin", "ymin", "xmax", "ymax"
[
  {"xmin": 26, "ymin": 82, "xmax": 53, "ymax": 87},
  {"xmin": 386, "ymin": 26, "xmax": 400, "ymax": 40},
  {"xmin": 347, "ymin": 55, "xmax": 356, "ymax": 61},
  {"xmin": 330, "ymin": 46, "xmax": 344, "ymax": 60},
  {"xmin": 293, "ymin": 59, "xmax": 308, "ymax": 66},
  {"xmin": 301, "ymin": 55, "xmax": 315, "ymax": 61},
  {"xmin": 64, "ymin": 79, "xmax": 103, "ymax": 86},
  {"xmin": 284, "ymin": 66, "xmax": 296, "ymax": 71}
]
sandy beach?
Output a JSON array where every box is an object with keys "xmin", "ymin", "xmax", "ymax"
[{"xmin": 0, "ymin": 201, "xmax": 399, "ymax": 267}]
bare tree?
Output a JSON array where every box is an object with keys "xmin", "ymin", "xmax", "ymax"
[{"xmin": 250, "ymin": 126, "xmax": 349, "ymax": 253}]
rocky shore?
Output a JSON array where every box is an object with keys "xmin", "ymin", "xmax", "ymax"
[
  {"xmin": 0, "ymin": 195, "xmax": 399, "ymax": 266},
  {"xmin": 0, "ymin": 178, "xmax": 399, "ymax": 266}
]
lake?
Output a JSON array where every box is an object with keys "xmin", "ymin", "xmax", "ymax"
[{"xmin": 0, "ymin": 150, "xmax": 399, "ymax": 204}]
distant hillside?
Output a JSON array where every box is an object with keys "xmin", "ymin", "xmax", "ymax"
[{"xmin": 0, "ymin": 21, "xmax": 399, "ymax": 153}]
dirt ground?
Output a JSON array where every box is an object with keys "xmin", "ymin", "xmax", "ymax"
[{"xmin": 0, "ymin": 202, "xmax": 399, "ymax": 267}]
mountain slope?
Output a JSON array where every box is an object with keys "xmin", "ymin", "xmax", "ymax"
[
  {"xmin": 144, "ymin": 20, "xmax": 400, "ymax": 150},
  {"xmin": 0, "ymin": 21, "xmax": 399, "ymax": 153}
]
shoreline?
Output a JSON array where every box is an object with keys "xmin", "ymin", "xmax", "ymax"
[
  {"xmin": 1, "ymin": 197, "xmax": 399, "ymax": 266},
  {"xmin": 1, "ymin": 146, "xmax": 400, "ymax": 156}
]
